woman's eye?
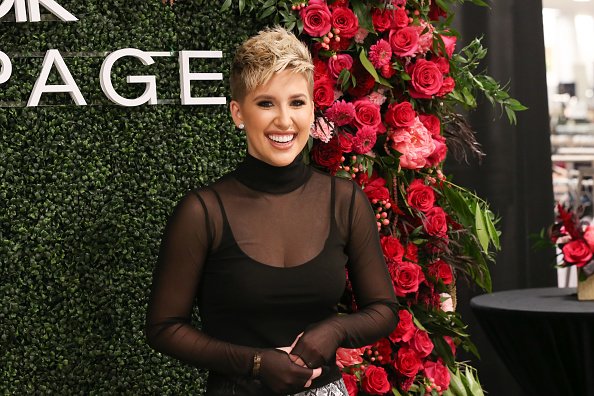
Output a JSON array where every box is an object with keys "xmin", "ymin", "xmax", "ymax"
[
  {"xmin": 257, "ymin": 101, "xmax": 273, "ymax": 108},
  {"xmin": 291, "ymin": 100, "xmax": 306, "ymax": 107}
]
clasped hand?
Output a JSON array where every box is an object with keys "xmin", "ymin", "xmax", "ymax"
[{"xmin": 260, "ymin": 320, "xmax": 344, "ymax": 393}]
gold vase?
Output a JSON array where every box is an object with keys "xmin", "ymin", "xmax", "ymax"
[{"xmin": 577, "ymin": 269, "xmax": 594, "ymax": 301}]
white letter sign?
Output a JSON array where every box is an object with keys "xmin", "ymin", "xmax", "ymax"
[
  {"xmin": 27, "ymin": 0, "xmax": 77, "ymax": 22},
  {"xmin": 28, "ymin": 49, "xmax": 86, "ymax": 106},
  {"xmin": 100, "ymin": 48, "xmax": 158, "ymax": 107},
  {"xmin": 0, "ymin": 0, "xmax": 27, "ymax": 22},
  {"xmin": 0, "ymin": 51, "xmax": 12, "ymax": 84},
  {"xmin": 179, "ymin": 51, "xmax": 226, "ymax": 105}
]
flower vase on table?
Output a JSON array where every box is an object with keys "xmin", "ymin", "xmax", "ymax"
[
  {"xmin": 546, "ymin": 204, "xmax": 594, "ymax": 300},
  {"xmin": 577, "ymin": 267, "xmax": 594, "ymax": 301}
]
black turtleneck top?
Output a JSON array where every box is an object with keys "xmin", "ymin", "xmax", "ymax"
[{"xmin": 145, "ymin": 154, "xmax": 398, "ymax": 394}]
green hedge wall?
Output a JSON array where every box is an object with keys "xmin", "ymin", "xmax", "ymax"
[{"xmin": 0, "ymin": 1, "xmax": 265, "ymax": 393}]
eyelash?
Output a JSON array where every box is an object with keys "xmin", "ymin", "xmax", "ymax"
[{"xmin": 257, "ymin": 100, "xmax": 306, "ymax": 108}]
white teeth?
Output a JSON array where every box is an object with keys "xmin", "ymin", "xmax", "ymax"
[{"xmin": 268, "ymin": 134, "xmax": 295, "ymax": 143}]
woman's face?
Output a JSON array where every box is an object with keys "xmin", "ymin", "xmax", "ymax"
[{"xmin": 230, "ymin": 69, "xmax": 314, "ymax": 167}]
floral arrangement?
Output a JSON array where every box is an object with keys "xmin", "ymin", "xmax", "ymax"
[
  {"xmin": 217, "ymin": 0, "xmax": 524, "ymax": 394},
  {"xmin": 542, "ymin": 204, "xmax": 594, "ymax": 280}
]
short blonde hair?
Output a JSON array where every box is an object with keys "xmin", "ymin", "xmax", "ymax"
[{"xmin": 230, "ymin": 26, "xmax": 314, "ymax": 101}]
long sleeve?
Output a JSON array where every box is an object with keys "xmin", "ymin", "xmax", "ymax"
[
  {"xmin": 338, "ymin": 183, "xmax": 398, "ymax": 347},
  {"xmin": 144, "ymin": 192, "xmax": 255, "ymax": 376}
]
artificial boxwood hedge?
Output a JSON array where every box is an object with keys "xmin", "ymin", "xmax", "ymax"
[{"xmin": 0, "ymin": 0, "xmax": 264, "ymax": 393}]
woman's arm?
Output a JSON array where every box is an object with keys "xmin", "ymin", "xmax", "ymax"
[{"xmin": 290, "ymin": 183, "xmax": 398, "ymax": 368}]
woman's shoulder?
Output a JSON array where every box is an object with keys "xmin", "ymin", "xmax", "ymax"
[{"xmin": 309, "ymin": 167, "xmax": 361, "ymax": 197}]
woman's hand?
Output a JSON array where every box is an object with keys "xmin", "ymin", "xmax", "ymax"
[
  {"xmin": 276, "ymin": 334, "xmax": 322, "ymax": 388},
  {"xmin": 289, "ymin": 320, "xmax": 345, "ymax": 369},
  {"xmin": 259, "ymin": 349, "xmax": 319, "ymax": 394}
]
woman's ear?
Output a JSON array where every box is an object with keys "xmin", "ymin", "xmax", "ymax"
[{"xmin": 229, "ymin": 100, "xmax": 243, "ymax": 128}]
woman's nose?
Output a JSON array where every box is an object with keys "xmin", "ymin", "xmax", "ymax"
[{"xmin": 274, "ymin": 106, "xmax": 292, "ymax": 130}]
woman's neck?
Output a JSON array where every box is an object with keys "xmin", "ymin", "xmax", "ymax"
[{"xmin": 233, "ymin": 153, "xmax": 312, "ymax": 194}]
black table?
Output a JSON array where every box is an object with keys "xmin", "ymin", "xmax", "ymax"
[{"xmin": 471, "ymin": 287, "xmax": 594, "ymax": 396}]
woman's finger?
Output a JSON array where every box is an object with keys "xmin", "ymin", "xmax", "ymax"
[{"xmin": 303, "ymin": 367, "xmax": 322, "ymax": 388}]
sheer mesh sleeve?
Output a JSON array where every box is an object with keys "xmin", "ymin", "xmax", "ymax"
[
  {"xmin": 338, "ymin": 184, "xmax": 398, "ymax": 347},
  {"xmin": 144, "ymin": 191, "xmax": 255, "ymax": 376}
]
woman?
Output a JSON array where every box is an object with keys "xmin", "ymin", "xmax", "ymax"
[{"xmin": 145, "ymin": 27, "xmax": 398, "ymax": 396}]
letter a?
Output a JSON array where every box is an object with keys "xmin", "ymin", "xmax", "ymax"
[{"xmin": 28, "ymin": 49, "xmax": 86, "ymax": 106}]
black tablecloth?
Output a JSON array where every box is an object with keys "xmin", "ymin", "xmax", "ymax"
[{"xmin": 471, "ymin": 288, "xmax": 594, "ymax": 396}]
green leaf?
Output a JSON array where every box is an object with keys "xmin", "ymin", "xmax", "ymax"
[
  {"xmin": 484, "ymin": 210, "xmax": 500, "ymax": 250},
  {"xmin": 359, "ymin": 49, "xmax": 380, "ymax": 83},
  {"xmin": 239, "ymin": 0, "xmax": 245, "ymax": 14},
  {"xmin": 475, "ymin": 204, "xmax": 490, "ymax": 252},
  {"xmin": 392, "ymin": 388, "xmax": 404, "ymax": 396},
  {"xmin": 259, "ymin": 6, "xmax": 276, "ymax": 19},
  {"xmin": 261, "ymin": 0, "xmax": 275, "ymax": 7},
  {"xmin": 221, "ymin": 0, "xmax": 232, "ymax": 11}
]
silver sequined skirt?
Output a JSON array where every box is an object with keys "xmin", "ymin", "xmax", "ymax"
[{"xmin": 289, "ymin": 378, "xmax": 348, "ymax": 396}]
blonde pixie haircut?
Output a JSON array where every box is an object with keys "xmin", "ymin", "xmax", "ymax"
[{"xmin": 230, "ymin": 26, "xmax": 314, "ymax": 101}]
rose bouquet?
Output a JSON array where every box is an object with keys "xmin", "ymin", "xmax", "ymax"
[
  {"xmin": 217, "ymin": 0, "xmax": 524, "ymax": 394},
  {"xmin": 544, "ymin": 204, "xmax": 594, "ymax": 280}
]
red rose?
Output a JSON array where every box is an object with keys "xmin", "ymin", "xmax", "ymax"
[
  {"xmin": 392, "ymin": 7, "xmax": 409, "ymax": 28},
  {"xmin": 371, "ymin": 8, "xmax": 392, "ymax": 32},
  {"xmin": 385, "ymin": 101, "xmax": 416, "ymax": 128},
  {"xmin": 328, "ymin": 53, "xmax": 354, "ymax": 79},
  {"xmin": 426, "ymin": 135, "xmax": 447, "ymax": 167},
  {"xmin": 332, "ymin": 7, "xmax": 359, "ymax": 38},
  {"xmin": 348, "ymin": 65, "xmax": 376, "ymax": 98},
  {"xmin": 411, "ymin": 329, "xmax": 434, "ymax": 358},
  {"xmin": 390, "ymin": 261, "xmax": 425, "ymax": 297},
  {"xmin": 394, "ymin": 347, "xmax": 422, "ymax": 378},
  {"xmin": 338, "ymin": 132, "xmax": 353, "ymax": 152},
  {"xmin": 312, "ymin": 138, "xmax": 343, "ymax": 172},
  {"xmin": 444, "ymin": 336, "xmax": 457, "ymax": 356},
  {"xmin": 363, "ymin": 176, "xmax": 390, "ymax": 202},
  {"xmin": 419, "ymin": 114, "xmax": 441, "ymax": 137},
  {"xmin": 423, "ymin": 206, "xmax": 448, "ymax": 237},
  {"xmin": 342, "ymin": 373, "xmax": 359, "ymax": 396},
  {"xmin": 429, "ymin": 259, "xmax": 453, "ymax": 285},
  {"xmin": 408, "ymin": 59, "xmax": 444, "ymax": 99},
  {"xmin": 562, "ymin": 240, "xmax": 593, "ymax": 267},
  {"xmin": 404, "ymin": 243, "xmax": 418, "ymax": 263},
  {"xmin": 381, "ymin": 235, "xmax": 405, "ymax": 264},
  {"xmin": 389, "ymin": 309, "xmax": 415, "ymax": 343},
  {"xmin": 361, "ymin": 365, "xmax": 391, "ymax": 395},
  {"xmin": 424, "ymin": 359, "xmax": 451, "ymax": 390},
  {"xmin": 389, "ymin": 27, "xmax": 419, "ymax": 58},
  {"xmin": 406, "ymin": 178, "xmax": 435, "ymax": 212},
  {"xmin": 380, "ymin": 63, "xmax": 396, "ymax": 79},
  {"xmin": 353, "ymin": 99, "xmax": 383, "ymax": 130},
  {"xmin": 314, "ymin": 58, "xmax": 330, "ymax": 80},
  {"xmin": 300, "ymin": 0, "xmax": 332, "ymax": 37},
  {"xmin": 437, "ymin": 76, "xmax": 455, "ymax": 97},
  {"xmin": 440, "ymin": 34, "xmax": 457, "ymax": 57},
  {"xmin": 329, "ymin": 0, "xmax": 349, "ymax": 8},
  {"xmin": 313, "ymin": 77, "xmax": 336, "ymax": 108},
  {"xmin": 429, "ymin": 3, "xmax": 447, "ymax": 20}
]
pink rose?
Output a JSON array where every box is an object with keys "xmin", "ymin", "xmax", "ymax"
[
  {"xmin": 584, "ymin": 226, "xmax": 594, "ymax": 251},
  {"xmin": 444, "ymin": 335, "xmax": 457, "ymax": 355},
  {"xmin": 389, "ymin": 27, "xmax": 420, "ymax": 57},
  {"xmin": 300, "ymin": 0, "xmax": 332, "ymax": 37},
  {"xmin": 342, "ymin": 373, "xmax": 359, "ymax": 396},
  {"xmin": 423, "ymin": 206, "xmax": 448, "ymax": 237},
  {"xmin": 406, "ymin": 178, "xmax": 435, "ymax": 212},
  {"xmin": 562, "ymin": 240, "xmax": 593, "ymax": 267},
  {"xmin": 390, "ymin": 118, "xmax": 435, "ymax": 169},
  {"xmin": 394, "ymin": 347, "xmax": 422, "ymax": 378},
  {"xmin": 361, "ymin": 365, "xmax": 391, "ymax": 395},
  {"xmin": 336, "ymin": 347, "xmax": 364, "ymax": 369},
  {"xmin": 408, "ymin": 59, "xmax": 444, "ymax": 98},
  {"xmin": 424, "ymin": 359, "xmax": 451, "ymax": 390},
  {"xmin": 440, "ymin": 293, "xmax": 455, "ymax": 312},
  {"xmin": 411, "ymin": 329, "xmax": 434, "ymax": 358},
  {"xmin": 332, "ymin": 7, "xmax": 359, "ymax": 38},
  {"xmin": 389, "ymin": 261, "xmax": 425, "ymax": 297},
  {"xmin": 440, "ymin": 33, "xmax": 457, "ymax": 57},
  {"xmin": 310, "ymin": 117, "xmax": 335, "ymax": 143},
  {"xmin": 389, "ymin": 309, "xmax": 415, "ymax": 343},
  {"xmin": 385, "ymin": 101, "xmax": 416, "ymax": 128},
  {"xmin": 328, "ymin": 54, "xmax": 354, "ymax": 79}
]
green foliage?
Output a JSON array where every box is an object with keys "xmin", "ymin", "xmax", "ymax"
[{"xmin": 0, "ymin": 0, "xmax": 265, "ymax": 393}]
